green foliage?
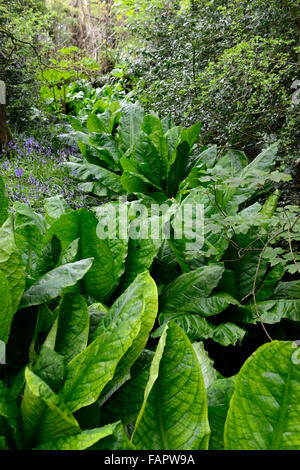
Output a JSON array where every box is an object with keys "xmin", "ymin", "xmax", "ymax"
[
  {"xmin": 0, "ymin": 171, "xmax": 299, "ymax": 450},
  {"xmin": 65, "ymin": 99, "xmax": 203, "ymax": 198},
  {"xmin": 38, "ymin": 49, "xmax": 100, "ymax": 115},
  {"xmin": 120, "ymin": 0, "xmax": 300, "ymax": 200},
  {"xmin": 224, "ymin": 341, "xmax": 300, "ymax": 450},
  {"xmin": 0, "ymin": 0, "xmax": 54, "ymax": 129},
  {"xmin": 1, "ymin": 0, "xmax": 300, "ymax": 452}
]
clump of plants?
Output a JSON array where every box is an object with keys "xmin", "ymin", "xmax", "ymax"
[{"xmin": 0, "ymin": 140, "xmax": 299, "ymax": 448}]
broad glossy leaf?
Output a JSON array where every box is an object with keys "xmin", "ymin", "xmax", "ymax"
[
  {"xmin": 236, "ymin": 299, "xmax": 300, "ymax": 324},
  {"xmin": 32, "ymin": 347, "xmax": 65, "ymax": 393},
  {"xmin": 119, "ymin": 214, "xmax": 164, "ymax": 290},
  {"xmin": 13, "ymin": 202, "xmax": 47, "ymax": 235},
  {"xmin": 60, "ymin": 296, "xmax": 144, "ymax": 412},
  {"xmin": 44, "ymin": 196, "xmax": 71, "ymax": 224},
  {"xmin": 212, "ymin": 322, "xmax": 246, "ymax": 346},
  {"xmin": 58, "ymin": 238, "xmax": 79, "ymax": 265},
  {"xmin": 179, "ymin": 187, "xmax": 230, "ymax": 259},
  {"xmin": 118, "ymin": 103, "xmax": 144, "ymax": 152},
  {"xmin": 152, "ymin": 313, "xmax": 215, "ymax": 343},
  {"xmin": 194, "ymin": 145, "xmax": 217, "ymax": 168},
  {"xmin": 100, "ymin": 272, "xmax": 158, "ymax": 393},
  {"xmin": 240, "ymin": 142, "xmax": 278, "ymax": 178},
  {"xmin": 0, "ymin": 270, "xmax": 13, "ymax": 342},
  {"xmin": 34, "ymin": 423, "xmax": 119, "ymax": 450},
  {"xmin": 88, "ymin": 302, "xmax": 108, "ymax": 342},
  {"xmin": 55, "ymin": 294, "xmax": 89, "ymax": 363},
  {"xmin": 166, "ymin": 122, "xmax": 201, "ymax": 196},
  {"xmin": 121, "ymin": 170, "xmax": 153, "ymax": 194},
  {"xmin": 225, "ymin": 341, "xmax": 300, "ymax": 449},
  {"xmin": 231, "ymin": 233, "xmax": 269, "ymax": 301},
  {"xmin": 20, "ymin": 258, "xmax": 93, "ymax": 308},
  {"xmin": 132, "ymin": 322, "xmax": 210, "ymax": 450},
  {"xmin": 66, "ymin": 161, "xmax": 125, "ymax": 196},
  {"xmin": 193, "ymin": 342, "xmax": 217, "ymax": 389},
  {"xmin": 124, "ymin": 130, "xmax": 166, "ymax": 190},
  {"xmin": 90, "ymin": 422, "xmax": 136, "ymax": 450},
  {"xmin": 88, "ymin": 133, "xmax": 122, "ymax": 171},
  {"xmin": 0, "ymin": 220, "xmax": 26, "ymax": 313},
  {"xmin": 273, "ymin": 280, "xmax": 300, "ymax": 299},
  {"xmin": 87, "ymin": 113, "xmax": 107, "ymax": 133},
  {"xmin": 256, "ymin": 264, "xmax": 285, "ymax": 301},
  {"xmin": 169, "ymin": 190, "xmax": 205, "ymax": 268},
  {"xmin": 101, "ymin": 366, "xmax": 149, "ymax": 426},
  {"xmin": 207, "ymin": 377, "xmax": 235, "ymax": 450},
  {"xmin": 21, "ymin": 368, "xmax": 80, "ymax": 448},
  {"xmin": 159, "ymin": 264, "xmax": 224, "ymax": 316},
  {"xmin": 142, "ymin": 113, "xmax": 164, "ymax": 136},
  {"xmin": 215, "ymin": 149, "xmax": 248, "ymax": 175},
  {"xmin": 50, "ymin": 209, "xmax": 127, "ymax": 301}
]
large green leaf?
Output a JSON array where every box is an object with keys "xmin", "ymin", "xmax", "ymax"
[
  {"xmin": 207, "ymin": 377, "xmax": 235, "ymax": 450},
  {"xmin": 13, "ymin": 202, "xmax": 51, "ymax": 283},
  {"xmin": 90, "ymin": 422, "xmax": 136, "ymax": 450},
  {"xmin": 273, "ymin": 280, "xmax": 300, "ymax": 299},
  {"xmin": 166, "ymin": 122, "xmax": 201, "ymax": 196},
  {"xmin": 224, "ymin": 341, "xmax": 300, "ymax": 450},
  {"xmin": 44, "ymin": 196, "xmax": 71, "ymax": 224},
  {"xmin": 235, "ymin": 299, "xmax": 300, "ymax": 324},
  {"xmin": 240, "ymin": 142, "xmax": 278, "ymax": 178},
  {"xmin": 101, "ymin": 353, "xmax": 152, "ymax": 426},
  {"xmin": 119, "ymin": 212, "xmax": 165, "ymax": 290},
  {"xmin": 87, "ymin": 113, "xmax": 107, "ymax": 133},
  {"xmin": 118, "ymin": 103, "xmax": 144, "ymax": 152},
  {"xmin": 65, "ymin": 161, "xmax": 125, "ymax": 196},
  {"xmin": 32, "ymin": 347, "xmax": 65, "ymax": 393},
  {"xmin": 20, "ymin": 258, "xmax": 94, "ymax": 308},
  {"xmin": 169, "ymin": 190, "xmax": 205, "ymax": 269},
  {"xmin": 178, "ymin": 187, "xmax": 230, "ymax": 260},
  {"xmin": 214, "ymin": 149, "xmax": 248, "ymax": 175},
  {"xmin": 230, "ymin": 232, "xmax": 269, "ymax": 301},
  {"xmin": 50, "ymin": 209, "xmax": 127, "ymax": 301},
  {"xmin": 21, "ymin": 368, "xmax": 80, "ymax": 449},
  {"xmin": 132, "ymin": 322, "xmax": 210, "ymax": 450},
  {"xmin": 0, "ymin": 220, "xmax": 26, "ymax": 313},
  {"xmin": 55, "ymin": 294, "xmax": 89, "ymax": 363},
  {"xmin": 99, "ymin": 272, "xmax": 158, "ymax": 394},
  {"xmin": 122, "ymin": 130, "xmax": 166, "ymax": 190},
  {"xmin": 88, "ymin": 133, "xmax": 122, "ymax": 171},
  {"xmin": 0, "ymin": 270, "xmax": 13, "ymax": 342},
  {"xmin": 212, "ymin": 322, "xmax": 246, "ymax": 346},
  {"xmin": 120, "ymin": 169, "xmax": 153, "ymax": 194},
  {"xmin": 152, "ymin": 313, "xmax": 215, "ymax": 343},
  {"xmin": 142, "ymin": 113, "xmax": 164, "ymax": 137},
  {"xmin": 159, "ymin": 264, "xmax": 225, "ymax": 317},
  {"xmin": 34, "ymin": 423, "xmax": 119, "ymax": 450},
  {"xmin": 192, "ymin": 342, "xmax": 217, "ymax": 389},
  {"xmin": 59, "ymin": 295, "xmax": 144, "ymax": 412}
]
